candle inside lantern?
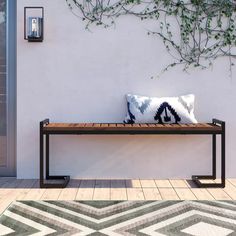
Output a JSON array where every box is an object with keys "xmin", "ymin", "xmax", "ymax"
[
  {"xmin": 28, "ymin": 17, "xmax": 41, "ymax": 38},
  {"xmin": 31, "ymin": 18, "xmax": 37, "ymax": 33}
]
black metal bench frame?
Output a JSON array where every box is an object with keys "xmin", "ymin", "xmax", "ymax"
[{"xmin": 39, "ymin": 119, "xmax": 225, "ymax": 188}]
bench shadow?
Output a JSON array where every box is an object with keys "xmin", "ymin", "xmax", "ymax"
[{"xmin": 0, "ymin": 178, "xmax": 198, "ymax": 189}]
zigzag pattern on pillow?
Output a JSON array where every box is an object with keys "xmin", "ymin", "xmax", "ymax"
[{"xmin": 124, "ymin": 94, "xmax": 197, "ymax": 124}]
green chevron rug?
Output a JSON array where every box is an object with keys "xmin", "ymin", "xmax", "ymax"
[{"xmin": 0, "ymin": 201, "xmax": 236, "ymax": 235}]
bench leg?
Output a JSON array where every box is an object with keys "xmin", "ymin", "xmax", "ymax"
[
  {"xmin": 40, "ymin": 123, "xmax": 70, "ymax": 188},
  {"xmin": 192, "ymin": 131, "xmax": 225, "ymax": 188}
]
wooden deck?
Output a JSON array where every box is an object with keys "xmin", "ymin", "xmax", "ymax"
[{"xmin": 0, "ymin": 178, "xmax": 236, "ymax": 214}]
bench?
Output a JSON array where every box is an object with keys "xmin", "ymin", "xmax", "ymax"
[{"xmin": 39, "ymin": 118, "xmax": 225, "ymax": 188}]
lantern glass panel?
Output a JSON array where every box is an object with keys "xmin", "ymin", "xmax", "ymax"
[{"xmin": 28, "ymin": 17, "xmax": 42, "ymax": 39}]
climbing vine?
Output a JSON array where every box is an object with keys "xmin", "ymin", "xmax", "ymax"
[
  {"xmin": 66, "ymin": 0, "xmax": 236, "ymax": 75},
  {"xmin": 0, "ymin": 1, "xmax": 6, "ymax": 19}
]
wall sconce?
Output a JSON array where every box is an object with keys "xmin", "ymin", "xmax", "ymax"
[{"xmin": 24, "ymin": 7, "xmax": 44, "ymax": 42}]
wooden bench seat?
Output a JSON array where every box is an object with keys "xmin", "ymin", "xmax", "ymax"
[
  {"xmin": 43, "ymin": 122, "xmax": 222, "ymax": 134},
  {"xmin": 39, "ymin": 118, "xmax": 225, "ymax": 189}
]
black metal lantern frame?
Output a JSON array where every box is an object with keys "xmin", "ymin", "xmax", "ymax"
[{"xmin": 24, "ymin": 7, "xmax": 44, "ymax": 42}]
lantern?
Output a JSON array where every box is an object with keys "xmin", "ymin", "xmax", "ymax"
[{"xmin": 24, "ymin": 7, "xmax": 44, "ymax": 42}]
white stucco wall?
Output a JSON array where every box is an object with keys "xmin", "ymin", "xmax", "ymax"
[{"xmin": 17, "ymin": 0, "xmax": 236, "ymax": 179}]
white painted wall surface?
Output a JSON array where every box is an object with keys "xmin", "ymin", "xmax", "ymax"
[{"xmin": 17, "ymin": 0, "xmax": 236, "ymax": 179}]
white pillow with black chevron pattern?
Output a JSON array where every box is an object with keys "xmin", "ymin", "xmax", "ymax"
[{"xmin": 124, "ymin": 94, "xmax": 198, "ymax": 124}]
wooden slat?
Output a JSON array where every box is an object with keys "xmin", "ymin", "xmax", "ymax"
[
  {"xmin": 163, "ymin": 124, "xmax": 172, "ymax": 128},
  {"xmin": 68, "ymin": 123, "xmax": 76, "ymax": 127},
  {"xmin": 116, "ymin": 124, "xmax": 125, "ymax": 127},
  {"xmin": 93, "ymin": 123, "xmax": 101, "ymax": 127},
  {"xmin": 108, "ymin": 124, "xmax": 117, "ymax": 128},
  {"xmin": 185, "ymin": 124, "xmax": 192, "ymax": 127},
  {"xmin": 84, "ymin": 123, "xmax": 94, "ymax": 127},
  {"xmin": 177, "ymin": 124, "xmax": 188, "ymax": 127},
  {"xmin": 200, "ymin": 123, "xmax": 212, "ymax": 127},
  {"xmin": 139, "ymin": 124, "xmax": 148, "ymax": 127},
  {"xmin": 194, "ymin": 123, "xmax": 208, "ymax": 128},
  {"xmin": 154, "ymin": 124, "xmax": 165, "ymax": 128},
  {"xmin": 132, "ymin": 124, "xmax": 141, "ymax": 127},
  {"xmin": 76, "ymin": 123, "xmax": 86, "ymax": 127},
  {"xmin": 100, "ymin": 124, "xmax": 109, "ymax": 127},
  {"xmin": 146, "ymin": 124, "xmax": 156, "ymax": 128}
]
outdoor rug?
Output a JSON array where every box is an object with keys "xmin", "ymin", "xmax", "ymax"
[{"xmin": 0, "ymin": 201, "xmax": 236, "ymax": 235}]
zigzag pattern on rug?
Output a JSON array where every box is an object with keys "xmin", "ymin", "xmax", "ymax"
[{"xmin": 0, "ymin": 200, "xmax": 236, "ymax": 235}]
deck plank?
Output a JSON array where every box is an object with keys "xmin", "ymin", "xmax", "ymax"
[
  {"xmin": 155, "ymin": 179, "xmax": 172, "ymax": 188},
  {"xmin": 40, "ymin": 188, "xmax": 62, "ymax": 200},
  {"xmin": 127, "ymin": 188, "xmax": 145, "ymax": 200},
  {"xmin": 190, "ymin": 189, "xmax": 215, "ymax": 200},
  {"xmin": 58, "ymin": 179, "xmax": 81, "ymax": 200},
  {"xmin": 175, "ymin": 188, "xmax": 197, "ymax": 200},
  {"xmin": 93, "ymin": 180, "xmax": 111, "ymax": 200},
  {"xmin": 15, "ymin": 180, "xmax": 37, "ymax": 200},
  {"xmin": 23, "ymin": 180, "xmax": 46, "ymax": 200},
  {"xmin": 110, "ymin": 188, "xmax": 127, "ymax": 200},
  {"xmin": 76, "ymin": 188, "xmax": 94, "ymax": 200},
  {"xmin": 207, "ymin": 188, "xmax": 232, "ymax": 200},
  {"xmin": 228, "ymin": 179, "xmax": 236, "ymax": 187},
  {"xmin": 143, "ymin": 188, "xmax": 162, "ymax": 200},
  {"xmin": 111, "ymin": 179, "xmax": 126, "ymax": 188},
  {"xmin": 140, "ymin": 179, "xmax": 157, "ymax": 188},
  {"xmin": 110, "ymin": 180, "xmax": 127, "ymax": 200},
  {"xmin": 0, "ymin": 179, "xmax": 236, "ymax": 205},
  {"xmin": 159, "ymin": 188, "xmax": 180, "ymax": 200},
  {"xmin": 125, "ymin": 179, "xmax": 142, "ymax": 188},
  {"xmin": 170, "ymin": 179, "xmax": 189, "ymax": 188},
  {"xmin": 221, "ymin": 180, "xmax": 236, "ymax": 200},
  {"xmin": 76, "ymin": 179, "xmax": 95, "ymax": 200}
]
